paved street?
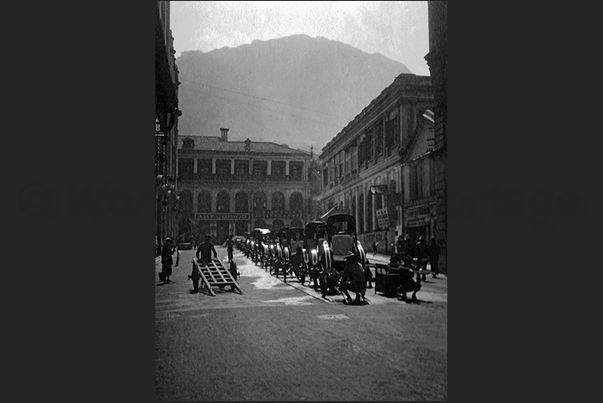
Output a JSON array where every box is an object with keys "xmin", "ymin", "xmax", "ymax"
[{"xmin": 155, "ymin": 246, "xmax": 447, "ymax": 401}]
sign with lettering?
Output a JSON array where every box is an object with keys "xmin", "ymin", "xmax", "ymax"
[
  {"xmin": 406, "ymin": 206, "xmax": 431, "ymax": 217},
  {"xmin": 376, "ymin": 208, "xmax": 390, "ymax": 229},
  {"xmin": 195, "ymin": 213, "xmax": 250, "ymax": 221},
  {"xmin": 405, "ymin": 214, "xmax": 430, "ymax": 227},
  {"xmin": 253, "ymin": 210, "xmax": 302, "ymax": 219}
]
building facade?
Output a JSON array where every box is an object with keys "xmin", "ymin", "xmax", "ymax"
[
  {"xmin": 425, "ymin": 1, "xmax": 447, "ymax": 273},
  {"xmin": 177, "ymin": 129, "xmax": 312, "ymax": 245},
  {"xmin": 400, "ymin": 110, "xmax": 437, "ymax": 243},
  {"xmin": 155, "ymin": 1, "xmax": 181, "ymax": 244},
  {"xmin": 320, "ymin": 74, "xmax": 433, "ymax": 255}
]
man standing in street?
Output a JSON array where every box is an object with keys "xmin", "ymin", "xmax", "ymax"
[
  {"xmin": 226, "ymin": 234, "xmax": 234, "ymax": 262},
  {"xmin": 196, "ymin": 234, "xmax": 218, "ymax": 263},
  {"xmin": 428, "ymin": 236, "xmax": 441, "ymax": 279},
  {"xmin": 396, "ymin": 235, "xmax": 405, "ymax": 255},
  {"xmin": 415, "ymin": 235, "xmax": 427, "ymax": 282},
  {"xmin": 161, "ymin": 237, "xmax": 178, "ymax": 284}
]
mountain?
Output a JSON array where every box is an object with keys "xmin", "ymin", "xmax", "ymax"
[{"xmin": 176, "ymin": 34, "xmax": 414, "ymax": 153}]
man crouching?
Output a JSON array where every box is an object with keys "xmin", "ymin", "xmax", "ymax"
[
  {"xmin": 339, "ymin": 252, "xmax": 367, "ymax": 305},
  {"xmin": 390, "ymin": 253, "xmax": 421, "ymax": 303}
]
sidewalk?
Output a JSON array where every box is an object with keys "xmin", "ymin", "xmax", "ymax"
[{"xmin": 240, "ymin": 249, "xmax": 447, "ymax": 305}]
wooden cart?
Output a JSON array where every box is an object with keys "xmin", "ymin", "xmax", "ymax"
[{"xmin": 192, "ymin": 258, "xmax": 243, "ymax": 296}]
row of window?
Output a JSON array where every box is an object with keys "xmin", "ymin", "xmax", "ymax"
[
  {"xmin": 408, "ymin": 158, "xmax": 436, "ymax": 202},
  {"xmin": 322, "ymin": 116, "xmax": 400, "ymax": 187},
  {"xmin": 325, "ymin": 192, "xmax": 383, "ymax": 235},
  {"xmin": 179, "ymin": 190, "xmax": 305, "ymax": 214},
  {"xmin": 178, "ymin": 159, "xmax": 305, "ymax": 178},
  {"xmin": 322, "ymin": 159, "xmax": 436, "ymax": 234}
]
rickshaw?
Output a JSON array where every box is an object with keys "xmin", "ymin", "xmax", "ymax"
[
  {"xmin": 250, "ymin": 228, "xmax": 270, "ymax": 266},
  {"xmin": 320, "ymin": 208, "xmax": 368, "ymax": 299},
  {"xmin": 303, "ymin": 220, "xmax": 329, "ymax": 293}
]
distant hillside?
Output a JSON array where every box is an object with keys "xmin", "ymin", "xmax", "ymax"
[{"xmin": 176, "ymin": 34, "xmax": 414, "ymax": 152}]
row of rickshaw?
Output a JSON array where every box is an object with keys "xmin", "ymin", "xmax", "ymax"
[{"xmin": 237, "ymin": 208, "xmax": 369, "ymax": 298}]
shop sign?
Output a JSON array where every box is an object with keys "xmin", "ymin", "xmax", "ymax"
[
  {"xmin": 405, "ymin": 214, "xmax": 430, "ymax": 227},
  {"xmin": 405, "ymin": 206, "xmax": 431, "ymax": 217}
]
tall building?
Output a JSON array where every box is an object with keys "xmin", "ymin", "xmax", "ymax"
[
  {"xmin": 155, "ymin": 1, "xmax": 181, "ymax": 244},
  {"xmin": 319, "ymin": 74, "xmax": 432, "ymax": 254},
  {"xmin": 177, "ymin": 129, "xmax": 313, "ymax": 245},
  {"xmin": 425, "ymin": 1, "xmax": 447, "ymax": 274},
  {"xmin": 399, "ymin": 110, "xmax": 438, "ymax": 242}
]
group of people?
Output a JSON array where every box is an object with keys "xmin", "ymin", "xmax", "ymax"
[
  {"xmin": 395, "ymin": 234, "xmax": 441, "ymax": 279},
  {"xmin": 390, "ymin": 234, "xmax": 441, "ymax": 303},
  {"xmin": 158, "ymin": 234, "xmax": 220, "ymax": 287}
]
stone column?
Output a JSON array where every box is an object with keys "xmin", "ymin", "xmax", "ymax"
[
  {"xmin": 267, "ymin": 160, "xmax": 272, "ymax": 175},
  {"xmin": 193, "ymin": 158, "xmax": 198, "ymax": 174},
  {"xmin": 212, "ymin": 158, "xmax": 216, "ymax": 174},
  {"xmin": 285, "ymin": 160, "xmax": 290, "ymax": 176},
  {"xmin": 231, "ymin": 159, "xmax": 235, "ymax": 174}
]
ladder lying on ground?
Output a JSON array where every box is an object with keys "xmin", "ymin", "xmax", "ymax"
[{"xmin": 193, "ymin": 258, "xmax": 243, "ymax": 296}]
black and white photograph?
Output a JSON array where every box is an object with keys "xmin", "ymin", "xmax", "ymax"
[{"xmin": 155, "ymin": 1, "xmax": 447, "ymax": 400}]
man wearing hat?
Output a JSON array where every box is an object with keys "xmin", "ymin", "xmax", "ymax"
[
  {"xmin": 339, "ymin": 251, "xmax": 366, "ymax": 305},
  {"xmin": 161, "ymin": 237, "xmax": 178, "ymax": 283},
  {"xmin": 396, "ymin": 235, "xmax": 405, "ymax": 255},
  {"xmin": 196, "ymin": 234, "xmax": 218, "ymax": 263}
]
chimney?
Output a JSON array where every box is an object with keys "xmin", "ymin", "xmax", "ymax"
[
  {"xmin": 219, "ymin": 127, "xmax": 229, "ymax": 142},
  {"xmin": 244, "ymin": 138, "xmax": 251, "ymax": 151}
]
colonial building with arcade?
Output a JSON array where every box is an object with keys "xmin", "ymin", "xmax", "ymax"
[{"xmin": 177, "ymin": 128, "xmax": 313, "ymax": 244}]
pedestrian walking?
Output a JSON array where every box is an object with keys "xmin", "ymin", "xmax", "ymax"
[
  {"xmin": 428, "ymin": 236, "xmax": 441, "ymax": 278},
  {"xmin": 161, "ymin": 237, "xmax": 178, "ymax": 283},
  {"xmin": 226, "ymin": 234, "xmax": 234, "ymax": 262},
  {"xmin": 196, "ymin": 234, "xmax": 218, "ymax": 263},
  {"xmin": 403, "ymin": 234, "xmax": 412, "ymax": 256}
]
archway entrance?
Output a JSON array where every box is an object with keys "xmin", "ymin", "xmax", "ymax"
[{"xmin": 272, "ymin": 219, "xmax": 284, "ymax": 230}]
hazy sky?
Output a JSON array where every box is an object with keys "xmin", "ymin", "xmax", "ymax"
[{"xmin": 170, "ymin": 1, "xmax": 430, "ymax": 76}]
